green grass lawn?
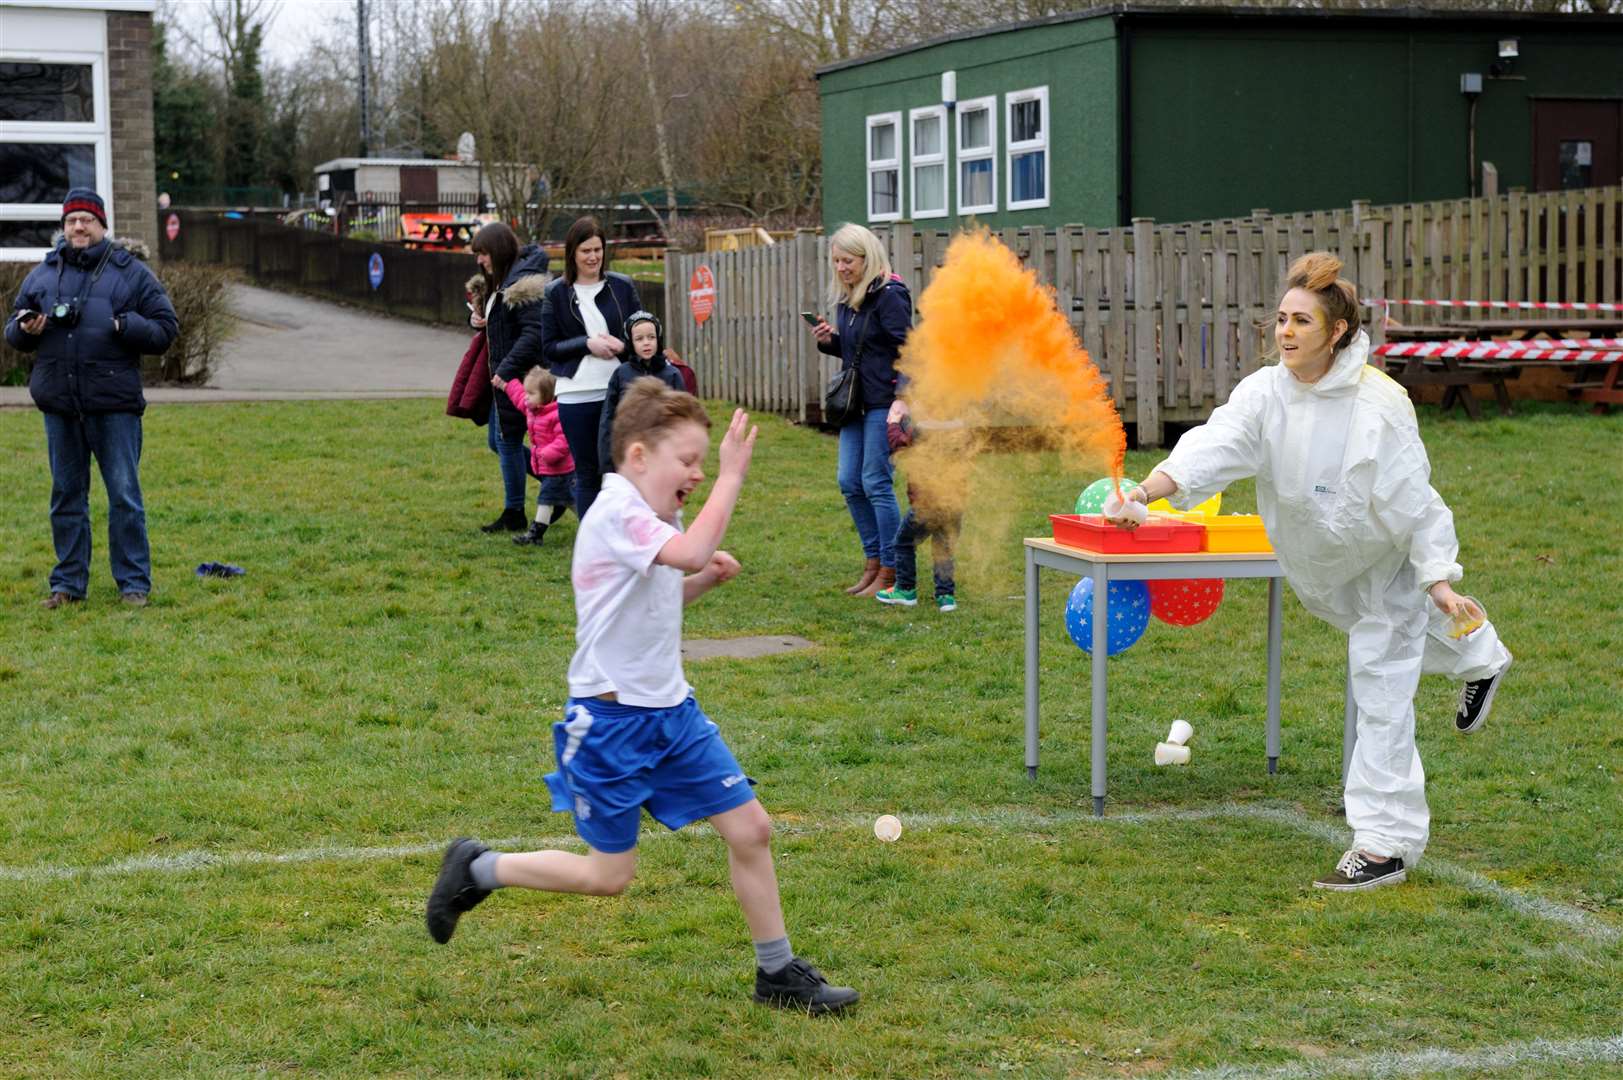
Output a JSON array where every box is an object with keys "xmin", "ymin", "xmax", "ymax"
[{"xmin": 1, "ymin": 398, "xmax": 1619, "ymax": 1078}]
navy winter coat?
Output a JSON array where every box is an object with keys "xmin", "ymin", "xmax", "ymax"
[
  {"xmin": 598, "ymin": 356, "xmax": 686, "ymax": 473},
  {"xmin": 815, "ymin": 275, "xmax": 912, "ymax": 416},
  {"xmin": 6, "ymin": 238, "xmax": 179, "ymax": 416},
  {"xmin": 539, "ymin": 272, "xmax": 642, "ymax": 380},
  {"xmin": 486, "ymin": 244, "xmax": 551, "ymax": 440}
]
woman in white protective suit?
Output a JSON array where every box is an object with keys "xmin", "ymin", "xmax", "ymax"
[{"xmin": 1106, "ymin": 252, "xmax": 1512, "ymax": 892}]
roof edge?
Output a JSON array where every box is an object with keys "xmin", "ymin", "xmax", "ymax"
[{"xmin": 814, "ymin": 3, "xmax": 1623, "ymax": 78}]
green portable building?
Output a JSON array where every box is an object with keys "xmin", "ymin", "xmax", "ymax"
[{"xmin": 816, "ymin": 4, "xmax": 1623, "ymax": 229}]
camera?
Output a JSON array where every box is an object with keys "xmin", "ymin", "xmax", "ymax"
[{"xmin": 49, "ymin": 300, "xmax": 80, "ymax": 328}]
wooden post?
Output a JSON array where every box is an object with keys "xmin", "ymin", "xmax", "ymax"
[
  {"xmin": 1481, "ymin": 161, "xmax": 1498, "ymax": 199},
  {"xmin": 1132, "ymin": 217, "xmax": 1162, "ymax": 448}
]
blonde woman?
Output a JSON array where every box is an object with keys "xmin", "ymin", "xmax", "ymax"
[
  {"xmin": 807, "ymin": 223, "xmax": 913, "ymax": 596},
  {"xmin": 1108, "ymin": 253, "xmax": 1512, "ymax": 892}
]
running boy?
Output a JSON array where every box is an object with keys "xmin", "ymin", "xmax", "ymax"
[{"xmin": 426, "ymin": 380, "xmax": 859, "ymax": 1014}]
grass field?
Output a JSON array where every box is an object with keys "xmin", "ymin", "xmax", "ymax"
[{"xmin": 1, "ymin": 397, "xmax": 1619, "ymax": 1078}]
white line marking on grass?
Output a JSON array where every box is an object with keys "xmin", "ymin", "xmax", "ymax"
[
  {"xmin": 1164, "ymin": 1030, "xmax": 1623, "ymax": 1080},
  {"xmin": 3, "ymin": 803, "xmax": 1616, "ymax": 945},
  {"xmin": 0, "ymin": 835, "xmax": 579, "ymax": 884}
]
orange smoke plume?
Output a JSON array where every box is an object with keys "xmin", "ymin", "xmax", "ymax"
[{"xmin": 896, "ymin": 230, "xmax": 1125, "ymax": 526}]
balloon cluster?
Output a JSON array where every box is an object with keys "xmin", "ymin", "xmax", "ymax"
[{"xmin": 1063, "ymin": 477, "xmax": 1227, "ymax": 655}]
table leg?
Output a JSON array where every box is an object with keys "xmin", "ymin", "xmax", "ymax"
[
  {"xmin": 1091, "ymin": 562, "xmax": 1109, "ymax": 817},
  {"xmin": 1341, "ymin": 664, "xmax": 1357, "ymax": 786},
  {"xmin": 1024, "ymin": 545, "xmax": 1040, "ymax": 779},
  {"xmin": 1266, "ymin": 577, "xmax": 1283, "ymax": 774}
]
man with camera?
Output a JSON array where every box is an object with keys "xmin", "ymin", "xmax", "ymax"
[{"xmin": 5, "ymin": 188, "xmax": 179, "ymax": 609}]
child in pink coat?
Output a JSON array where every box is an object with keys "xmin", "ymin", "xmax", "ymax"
[{"xmin": 493, "ymin": 367, "xmax": 576, "ymax": 546}]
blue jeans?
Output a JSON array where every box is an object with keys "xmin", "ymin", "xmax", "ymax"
[
  {"xmin": 488, "ymin": 399, "xmax": 528, "ymax": 512},
  {"xmin": 43, "ymin": 411, "xmax": 150, "ymax": 597},
  {"xmin": 557, "ymin": 400, "xmax": 605, "ymax": 518},
  {"xmin": 836, "ymin": 408, "xmax": 899, "ymax": 566},
  {"xmin": 894, "ymin": 506, "xmax": 958, "ymax": 597}
]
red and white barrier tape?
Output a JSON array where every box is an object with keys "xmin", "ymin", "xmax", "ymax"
[
  {"xmin": 1375, "ymin": 341, "xmax": 1623, "ymax": 362},
  {"xmin": 1364, "ymin": 298, "xmax": 1623, "ymax": 313}
]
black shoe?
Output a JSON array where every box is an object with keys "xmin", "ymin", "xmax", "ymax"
[
  {"xmin": 512, "ymin": 522, "xmax": 549, "ymax": 546},
  {"xmin": 1456, "ymin": 652, "xmax": 1511, "ymax": 734},
  {"xmin": 752, "ymin": 957, "xmax": 859, "ymax": 1015},
  {"xmin": 425, "ymin": 838, "xmax": 491, "ymax": 943},
  {"xmin": 1313, "ymin": 849, "xmax": 1407, "ymax": 891},
  {"xmin": 480, "ymin": 509, "xmax": 527, "ymax": 533}
]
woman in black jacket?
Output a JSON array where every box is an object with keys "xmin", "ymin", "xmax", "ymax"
[
  {"xmin": 540, "ymin": 217, "xmax": 641, "ymax": 517},
  {"xmin": 808, "ymin": 223, "xmax": 913, "ymax": 597},
  {"xmin": 471, "ymin": 222, "xmax": 550, "ymax": 533}
]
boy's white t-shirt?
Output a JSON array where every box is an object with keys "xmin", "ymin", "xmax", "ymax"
[
  {"xmin": 555, "ymin": 279, "xmax": 617, "ymax": 404},
  {"xmin": 567, "ymin": 472, "xmax": 690, "ymax": 707}
]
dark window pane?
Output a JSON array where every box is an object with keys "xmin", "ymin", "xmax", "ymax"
[
  {"xmin": 1559, "ymin": 140, "xmax": 1593, "ymax": 190},
  {"xmin": 0, "ymin": 62, "xmax": 94, "ymax": 123},
  {"xmin": 0, "ymin": 220, "xmax": 59, "ymax": 248},
  {"xmin": 1012, "ymin": 150, "xmax": 1045, "ymax": 203},
  {"xmin": 0, "ymin": 143, "xmax": 97, "ymax": 204},
  {"xmin": 1012, "ymin": 99, "xmax": 1042, "ymax": 143}
]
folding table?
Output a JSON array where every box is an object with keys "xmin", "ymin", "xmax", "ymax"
[{"xmin": 1022, "ymin": 537, "xmax": 1359, "ymax": 815}]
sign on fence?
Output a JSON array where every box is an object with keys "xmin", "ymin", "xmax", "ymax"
[
  {"xmin": 165, "ymin": 214, "xmax": 180, "ymax": 242},
  {"xmin": 367, "ymin": 252, "xmax": 385, "ymax": 291},
  {"xmin": 689, "ymin": 265, "xmax": 715, "ymax": 325}
]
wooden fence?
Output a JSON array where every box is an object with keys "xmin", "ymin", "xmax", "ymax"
[{"xmin": 665, "ymin": 185, "xmax": 1623, "ymax": 446}]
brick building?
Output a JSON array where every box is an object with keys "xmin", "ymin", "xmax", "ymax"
[{"xmin": 0, "ymin": 0, "xmax": 159, "ymax": 260}]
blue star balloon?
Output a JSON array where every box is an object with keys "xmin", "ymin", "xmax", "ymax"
[{"xmin": 1064, "ymin": 577, "xmax": 1151, "ymax": 656}]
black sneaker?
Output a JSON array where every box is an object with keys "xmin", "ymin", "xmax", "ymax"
[
  {"xmin": 512, "ymin": 522, "xmax": 549, "ymax": 546},
  {"xmin": 1313, "ymin": 849, "xmax": 1407, "ymax": 891},
  {"xmin": 480, "ymin": 509, "xmax": 527, "ymax": 533},
  {"xmin": 425, "ymin": 838, "xmax": 491, "ymax": 943},
  {"xmin": 1456, "ymin": 653, "xmax": 1511, "ymax": 734},
  {"xmin": 752, "ymin": 957, "xmax": 859, "ymax": 1015}
]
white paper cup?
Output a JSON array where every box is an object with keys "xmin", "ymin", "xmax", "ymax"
[
  {"xmin": 1166, "ymin": 719, "xmax": 1193, "ymax": 746},
  {"xmin": 1154, "ymin": 742, "xmax": 1191, "ymax": 766},
  {"xmin": 1102, "ymin": 489, "xmax": 1149, "ymax": 525},
  {"xmin": 873, "ymin": 814, "xmax": 902, "ymax": 842}
]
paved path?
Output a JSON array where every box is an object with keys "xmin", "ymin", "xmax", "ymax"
[{"xmin": 2, "ymin": 283, "xmax": 471, "ymax": 408}]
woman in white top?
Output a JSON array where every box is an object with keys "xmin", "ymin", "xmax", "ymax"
[{"xmin": 540, "ymin": 217, "xmax": 643, "ymax": 517}]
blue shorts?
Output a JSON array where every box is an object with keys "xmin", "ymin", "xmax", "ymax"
[{"xmin": 543, "ymin": 695, "xmax": 757, "ymax": 854}]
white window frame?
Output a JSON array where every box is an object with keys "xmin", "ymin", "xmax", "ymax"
[
  {"xmin": 1005, "ymin": 85, "xmax": 1050, "ymax": 212},
  {"xmin": 954, "ymin": 95, "xmax": 997, "ymax": 217},
  {"xmin": 0, "ymin": 40, "xmax": 112, "ymax": 261},
  {"xmin": 908, "ymin": 104, "xmax": 948, "ymax": 220},
  {"xmin": 865, "ymin": 111, "xmax": 902, "ymax": 223}
]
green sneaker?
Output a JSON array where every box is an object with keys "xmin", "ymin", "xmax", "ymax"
[
  {"xmin": 936, "ymin": 594, "xmax": 957, "ymax": 612},
  {"xmin": 875, "ymin": 586, "xmax": 917, "ymax": 606}
]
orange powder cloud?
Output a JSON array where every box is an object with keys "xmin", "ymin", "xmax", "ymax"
[{"xmin": 895, "ymin": 230, "xmax": 1125, "ymax": 534}]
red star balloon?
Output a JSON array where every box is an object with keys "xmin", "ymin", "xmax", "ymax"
[{"xmin": 1148, "ymin": 578, "xmax": 1224, "ymax": 626}]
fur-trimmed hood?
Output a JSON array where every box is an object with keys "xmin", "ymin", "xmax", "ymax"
[{"xmin": 500, "ymin": 244, "xmax": 551, "ymax": 309}]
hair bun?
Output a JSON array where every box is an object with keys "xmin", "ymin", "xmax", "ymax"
[{"xmin": 1286, "ymin": 252, "xmax": 1343, "ymax": 292}]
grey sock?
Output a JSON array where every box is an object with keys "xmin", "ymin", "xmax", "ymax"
[
  {"xmin": 753, "ymin": 935, "xmax": 792, "ymax": 975},
  {"xmin": 535, "ymin": 504, "xmax": 555, "ymax": 526},
  {"xmin": 470, "ymin": 851, "xmax": 503, "ymax": 891}
]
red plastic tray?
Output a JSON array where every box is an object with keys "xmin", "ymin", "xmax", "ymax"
[{"xmin": 1049, "ymin": 513, "xmax": 1205, "ymax": 554}]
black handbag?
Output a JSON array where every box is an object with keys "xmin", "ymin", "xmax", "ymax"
[
  {"xmin": 823, "ymin": 363, "xmax": 864, "ymax": 427},
  {"xmin": 822, "ymin": 306, "xmax": 870, "ymax": 426}
]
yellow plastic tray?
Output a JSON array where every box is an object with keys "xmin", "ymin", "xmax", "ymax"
[{"xmin": 1197, "ymin": 513, "xmax": 1273, "ymax": 553}]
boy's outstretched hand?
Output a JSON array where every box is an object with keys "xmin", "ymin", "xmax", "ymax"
[{"xmin": 718, "ymin": 409, "xmax": 759, "ymax": 481}]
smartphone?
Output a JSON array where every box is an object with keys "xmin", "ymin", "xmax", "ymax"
[
  {"xmin": 800, "ymin": 311, "xmax": 821, "ymax": 326},
  {"xmin": 15, "ymin": 310, "xmax": 41, "ymax": 322}
]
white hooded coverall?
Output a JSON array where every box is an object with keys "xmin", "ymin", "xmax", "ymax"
[{"xmin": 1155, "ymin": 331, "xmax": 1509, "ymax": 862}]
